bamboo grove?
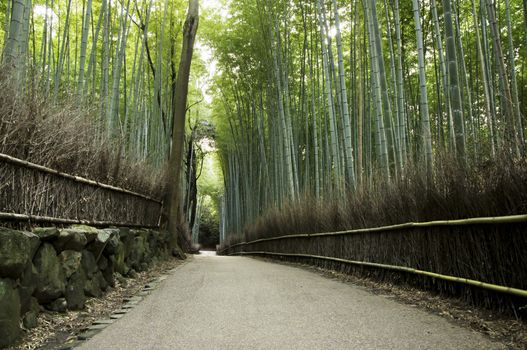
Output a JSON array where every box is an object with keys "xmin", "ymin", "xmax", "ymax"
[
  {"xmin": 0, "ymin": 0, "xmax": 195, "ymax": 166},
  {"xmin": 212, "ymin": 0, "xmax": 527, "ymax": 242},
  {"xmin": 1, "ymin": 0, "xmax": 217, "ymax": 246}
]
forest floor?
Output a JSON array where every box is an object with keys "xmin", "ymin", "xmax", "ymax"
[{"xmin": 6, "ymin": 257, "xmax": 185, "ymax": 350}]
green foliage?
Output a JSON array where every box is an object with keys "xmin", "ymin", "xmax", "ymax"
[
  {"xmin": 2, "ymin": 0, "xmax": 527, "ymax": 249},
  {"xmin": 209, "ymin": 0, "xmax": 527, "ymax": 243},
  {"xmin": 198, "ymin": 196, "xmax": 220, "ymax": 248},
  {"xmin": 0, "ymin": 0, "xmax": 201, "ymax": 165}
]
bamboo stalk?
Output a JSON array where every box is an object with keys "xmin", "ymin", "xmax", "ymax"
[
  {"xmin": 229, "ymin": 251, "xmax": 527, "ymax": 298},
  {"xmin": 0, "ymin": 211, "xmax": 159, "ymax": 228},
  {"xmin": 0, "ymin": 152, "xmax": 161, "ymax": 203}
]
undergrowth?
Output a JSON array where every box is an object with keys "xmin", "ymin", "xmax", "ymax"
[
  {"xmin": 240, "ymin": 155, "xmax": 527, "ymax": 242},
  {"xmin": 0, "ymin": 66, "xmax": 166, "ymax": 197}
]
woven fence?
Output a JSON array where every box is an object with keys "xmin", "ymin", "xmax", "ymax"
[
  {"xmin": 0, "ymin": 153, "xmax": 162, "ymax": 228},
  {"xmin": 219, "ymin": 215, "xmax": 527, "ymax": 308}
]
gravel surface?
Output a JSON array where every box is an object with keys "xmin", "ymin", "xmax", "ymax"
[{"xmin": 77, "ymin": 254, "xmax": 505, "ymax": 350}]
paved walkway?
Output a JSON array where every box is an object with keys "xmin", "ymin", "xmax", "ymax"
[{"xmin": 78, "ymin": 254, "xmax": 503, "ymax": 349}]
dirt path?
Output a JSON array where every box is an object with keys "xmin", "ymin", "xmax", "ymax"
[{"xmin": 77, "ymin": 254, "xmax": 504, "ymax": 349}]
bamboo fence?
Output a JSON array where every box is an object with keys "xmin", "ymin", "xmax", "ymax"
[
  {"xmin": 219, "ymin": 214, "xmax": 527, "ymax": 299},
  {"xmin": 0, "ymin": 153, "xmax": 162, "ymax": 227}
]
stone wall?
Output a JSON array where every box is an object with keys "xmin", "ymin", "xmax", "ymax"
[{"xmin": 0, "ymin": 225, "xmax": 177, "ymax": 348}]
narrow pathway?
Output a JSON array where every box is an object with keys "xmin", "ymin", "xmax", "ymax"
[{"xmin": 77, "ymin": 255, "xmax": 503, "ymax": 349}]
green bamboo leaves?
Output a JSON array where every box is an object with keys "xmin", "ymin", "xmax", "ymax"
[
  {"xmin": 1, "ymin": 0, "xmax": 526, "ymax": 244},
  {"xmin": 212, "ymin": 0, "xmax": 527, "ymax": 242},
  {"xmin": 0, "ymin": 0, "xmax": 197, "ymax": 166}
]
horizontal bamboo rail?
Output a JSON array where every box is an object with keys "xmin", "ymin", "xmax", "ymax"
[
  {"xmin": 0, "ymin": 211, "xmax": 159, "ymax": 229},
  {"xmin": 218, "ymin": 213, "xmax": 527, "ymax": 253},
  {"xmin": 229, "ymin": 251, "xmax": 527, "ymax": 298},
  {"xmin": 218, "ymin": 214, "xmax": 527, "ymax": 298},
  {"xmin": 0, "ymin": 152, "xmax": 162, "ymax": 203}
]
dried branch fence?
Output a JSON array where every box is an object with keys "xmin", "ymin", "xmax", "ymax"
[
  {"xmin": 219, "ymin": 215, "xmax": 527, "ymax": 304},
  {"xmin": 0, "ymin": 153, "xmax": 162, "ymax": 228}
]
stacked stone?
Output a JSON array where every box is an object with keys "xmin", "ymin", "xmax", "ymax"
[{"xmin": 0, "ymin": 225, "xmax": 173, "ymax": 348}]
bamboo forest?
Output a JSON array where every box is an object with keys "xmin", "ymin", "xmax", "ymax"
[{"xmin": 1, "ymin": 0, "xmax": 527, "ymax": 348}]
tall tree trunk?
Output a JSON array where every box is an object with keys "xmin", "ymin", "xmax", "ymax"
[
  {"xmin": 100, "ymin": 0, "xmax": 111, "ymax": 135},
  {"xmin": 364, "ymin": 0, "xmax": 389, "ymax": 179},
  {"xmin": 370, "ymin": 1, "xmax": 396, "ymax": 177},
  {"xmin": 332, "ymin": 0, "xmax": 356, "ymax": 189},
  {"xmin": 393, "ymin": 0, "xmax": 407, "ymax": 164},
  {"xmin": 18, "ymin": 0, "xmax": 31, "ymax": 78},
  {"xmin": 485, "ymin": 0, "xmax": 520, "ymax": 157},
  {"xmin": 432, "ymin": 0, "xmax": 455, "ymax": 152},
  {"xmin": 3, "ymin": 0, "xmax": 11, "ymax": 53},
  {"xmin": 77, "ymin": 0, "xmax": 92, "ymax": 95},
  {"xmin": 412, "ymin": 0, "xmax": 433, "ymax": 175},
  {"xmin": 85, "ymin": 0, "xmax": 107, "ymax": 97},
  {"xmin": 161, "ymin": 0, "xmax": 199, "ymax": 255},
  {"xmin": 53, "ymin": 0, "xmax": 72, "ymax": 100},
  {"xmin": 3, "ymin": 0, "xmax": 25, "ymax": 65},
  {"xmin": 443, "ymin": 0, "xmax": 466, "ymax": 163},
  {"xmin": 524, "ymin": 0, "xmax": 527, "ymax": 60},
  {"xmin": 317, "ymin": 0, "xmax": 341, "ymax": 189},
  {"xmin": 384, "ymin": 0, "xmax": 402, "ymax": 168},
  {"xmin": 109, "ymin": 0, "xmax": 132, "ymax": 137},
  {"xmin": 504, "ymin": 0, "xmax": 524, "ymax": 149},
  {"xmin": 472, "ymin": 0, "xmax": 495, "ymax": 158},
  {"xmin": 480, "ymin": 1, "xmax": 499, "ymax": 156},
  {"xmin": 453, "ymin": 3, "xmax": 475, "ymax": 161}
]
